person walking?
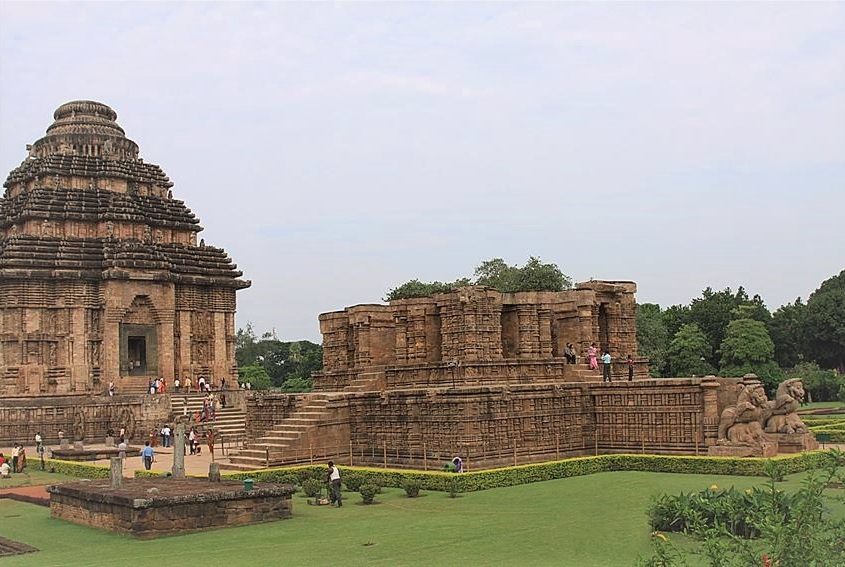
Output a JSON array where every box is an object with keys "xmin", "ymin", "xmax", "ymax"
[
  {"xmin": 602, "ymin": 351, "xmax": 612, "ymax": 382},
  {"xmin": 627, "ymin": 355, "xmax": 634, "ymax": 381},
  {"xmin": 140, "ymin": 441, "xmax": 155, "ymax": 470},
  {"xmin": 327, "ymin": 461, "xmax": 342, "ymax": 507},
  {"xmin": 161, "ymin": 425, "xmax": 171, "ymax": 448},
  {"xmin": 118, "ymin": 438, "xmax": 127, "ymax": 459},
  {"xmin": 588, "ymin": 343, "xmax": 599, "ymax": 370}
]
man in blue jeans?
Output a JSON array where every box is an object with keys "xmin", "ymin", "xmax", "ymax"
[
  {"xmin": 140, "ymin": 441, "xmax": 155, "ymax": 470},
  {"xmin": 602, "ymin": 351, "xmax": 612, "ymax": 382}
]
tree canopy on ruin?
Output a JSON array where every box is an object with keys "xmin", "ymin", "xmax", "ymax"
[{"xmin": 384, "ymin": 257, "xmax": 573, "ymax": 301}]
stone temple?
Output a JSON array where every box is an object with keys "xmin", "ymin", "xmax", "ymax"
[{"xmin": 0, "ymin": 100, "xmax": 250, "ymax": 397}]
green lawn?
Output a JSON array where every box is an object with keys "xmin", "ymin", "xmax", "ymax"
[
  {"xmin": 0, "ymin": 471, "xmax": 804, "ymax": 567},
  {"xmin": 0, "ymin": 469, "xmax": 76, "ymax": 488}
]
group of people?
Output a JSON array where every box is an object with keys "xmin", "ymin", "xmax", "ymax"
[
  {"xmin": 148, "ymin": 377, "xmax": 168, "ymax": 395},
  {"xmin": 0, "ymin": 443, "xmax": 27, "ymax": 478},
  {"xmin": 584, "ymin": 342, "xmax": 635, "ymax": 382}
]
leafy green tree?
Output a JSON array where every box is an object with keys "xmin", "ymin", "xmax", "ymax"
[
  {"xmin": 803, "ymin": 270, "xmax": 845, "ymax": 373},
  {"xmin": 637, "ymin": 303, "xmax": 669, "ymax": 377},
  {"xmin": 235, "ymin": 324, "xmax": 322, "ymax": 391},
  {"xmin": 385, "ymin": 257, "xmax": 570, "ymax": 300},
  {"xmin": 787, "ymin": 362, "xmax": 842, "ymax": 403},
  {"xmin": 768, "ymin": 298, "xmax": 807, "ymax": 368},
  {"xmin": 719, "ymin": 318, "xmax": 783, "ymax": 391},
  {"xmin": 384, "ymin": 279, "xmax": 468, "ymax": 301},
  {"xmin": 666, "ymin": 324, "xmax": 715, "ymax": 377},
  {"xmin": 661, "ymin": 304, "xmax": 690, "ymax": 341},
  {"xmin": 237, "ymin": 363, "xmax": 272, "ymax": 390}
]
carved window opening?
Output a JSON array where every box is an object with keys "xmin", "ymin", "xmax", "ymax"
[
  {"xmin": 598, "ymin": 303, "xmax": 610, "ymax": 353},
  {"xmin": 128, "ymin": 336, "xmax": 147, "ymax": 375},
  {"xmin": 501, "ymin": 306, "xmax": 518, "ymax": 358}
]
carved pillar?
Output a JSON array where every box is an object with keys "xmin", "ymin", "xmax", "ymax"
[
  {"xmin": 701, "ymin": 376, "xmax": 720, "ymax": 447},
  {"xmin": 213, "ymin": 311, "xmax": 227, "ymax": 382},
  {"xmin": 538, "ymin": 309, "xmax": 553, "ymax": 358}
]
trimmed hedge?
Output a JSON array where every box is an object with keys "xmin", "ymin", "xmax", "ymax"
[
  {"xmin": 206, "ymin": 451, "xmax": 831, "ymax": 494},
  {"xmin": 43, "ymin": 459, "xmax": 111, "ymax": 479}
]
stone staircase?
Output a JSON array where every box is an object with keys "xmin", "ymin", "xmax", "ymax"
[
  {"xmin": 115, "ymin": 375, "xmax": 156, "ymax": 395},
  {"xmin": 170, "ymin": 393, "xmax": 247, "ymax": 446},
  {"xmin": 222, "ymin": 393, "xmax": 334, "ymax": 471}
]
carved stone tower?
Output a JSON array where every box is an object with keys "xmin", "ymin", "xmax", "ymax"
[{"xmin": 0, "ymin": 100, "xmax": 250, "ymax": 395}]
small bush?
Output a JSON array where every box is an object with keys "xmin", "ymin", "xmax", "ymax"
[
  {"xmin": 447, "ymin": 476, "xmax": 461, "ymax": 498},
  {"xmin": 359, "ymin": 483, "xmax": 379, "ymax": 504},
  {"xmin": 402, "ymin": 478, "xmax": 421, "ymax": 498},
  {"xmin": 302, "ymin": 478, "xmax": 324, "ymax": 498},
  {"xmin": 343, "ymin": 472, "xmax": 363, "ymax": 492}
]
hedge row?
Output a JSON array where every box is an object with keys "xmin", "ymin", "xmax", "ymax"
[
  {"xmin": 42, "ymin": 459, "xmax": 111, "ymax": 479},
  {"xmin": 213, "ymin": 451, "xmax": 831, "ymax": 494},
  {"xmin": 803, "ymin": 417, "xmax": 845, "ymax": 427}
]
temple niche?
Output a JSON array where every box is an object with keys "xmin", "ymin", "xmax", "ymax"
[{"xmin": 0, "ymin": 100, "xmax": 250, "ymax": 396}]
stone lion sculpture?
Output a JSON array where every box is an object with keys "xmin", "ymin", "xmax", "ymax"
[
  {"xmin": 717, "ymin": 383, "xmax": 769, "ymax": 446},
  {"xmin": 764, "ymin": 378, "xmax": 809, "ymax": 434}
]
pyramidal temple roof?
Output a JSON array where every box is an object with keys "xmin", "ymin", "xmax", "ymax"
[{"xmin": 0, "ymin": 100, "xmax": 250, "ymax": 289}]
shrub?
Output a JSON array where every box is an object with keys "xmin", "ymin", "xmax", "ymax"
[
  {"xmin": 402, "ymin": 478, "xmax": 421, "ymax": 498},
  {"xmin": 43, "ymin": 459, "xmax": 110, "ymax": 479},
  {"xmin": 343, "ymin": 472, "xmax": 363, "ymax": 492},
  {"xmin": 447, "ymin": 476, "xmax": 461, "ymax": 498},
  {"xmin": 359, "ymin": 483, "xmax": 379, "ymax": 504},
  {"xmin": 301, "ymin": 478, "xmax": 324, "ymax": 498}
]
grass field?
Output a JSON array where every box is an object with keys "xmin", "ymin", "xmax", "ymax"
[{"xmin": 0, "ymin": 470, "xmax": 810, "ymax": 567}]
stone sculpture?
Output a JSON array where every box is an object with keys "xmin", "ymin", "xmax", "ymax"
[
  {"xmin": 717, "ymin": 382, "xmax": 769, "ymax": 446},
  {"xmin": 764, "ymin": 378, "xmax": 809, "ymax": 434}
]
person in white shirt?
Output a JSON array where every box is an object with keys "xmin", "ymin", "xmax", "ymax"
[
  {"xmin": 327, "ymin": 461, "xmax": 342, "ymax": 507},
  {"xmin": 0, "ymin": 461, "xmax": 10, "ymax": 478}
]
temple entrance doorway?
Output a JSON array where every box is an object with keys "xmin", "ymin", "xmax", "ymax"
[{"xmin": 127, "ymin": 336, "xmax": 147, "ymax": 375}]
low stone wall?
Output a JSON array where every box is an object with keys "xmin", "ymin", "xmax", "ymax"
[
  {"xmin": 48, "ymin": 478, "xmax": 294, "ymax": 538},
  {"xmin": 244, "ymin": 392, "xmax": 305, "ymax": 434},
  {"xmin": 0, "ymin": 394, "xmax": 170, "ymax": 447}
]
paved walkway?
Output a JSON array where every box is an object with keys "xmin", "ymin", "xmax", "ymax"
[{"xmin": 1, "ymin": 442, "xmax": 228, "ymax": 478}]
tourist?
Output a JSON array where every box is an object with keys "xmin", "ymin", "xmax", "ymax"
[
  {"xmin": 35, "ymin": 431, "xmax": 43, "ymax": 455},
  {"xmin": 565, "ymin": 342, "xmax": 576, "ymax": 364},
  {"xmin": 327, "ymin": 461, "xmax": 342, "ymax": 507},
  {"xmin": 587, "ymin": 343, "xmax": 598, "ymax": 370},
  {"xmin": 189, "ymin": 428, "xmax": 197, "ymax": 455},
  {"xmin": 11, "ymin": 443, "xmax": 20, "ymax": 474},
  {"xmin": 0, "ymin": 460, "xmax": 10, "ymax": 479},
  {"xmin": 118, "ymin": 438, "xmax": 127, "ymax": 459},
  {"xmin": 108, "ymin": 380, "xmax": 115, "ymax": 396},
  {"xmin": 0, "ymin": 453, "xmax": 5, "ymax": 467},
  {"xmin": 451, "ymin": 456, "xmax": 464, "ymax": 473},
  {"xmin": 140, "ymin": 441, "xmax": 154, "ymax": 470},
  {"xmin": 602, "ymin": 351, "xmax": 612, "ymax": 382},
  {"xmin": 161, "ymin": 424, "xmax": 172, "ymax": 448},
  {"xmin": 184, "ymin": 377, "xmax": 191, "ymax": 393},
  {"xmin": 198, "ymin": 376, "xmax": 206, "ymax": 393},
  {"xmin": 159, "ymin": 378, "xmax": 167, "ymax": 394},
  {"xmin": 627, "ymin": 355, "xmax": 634, "ymax": 381},
  {"xmin": 16, "ymin": 446, "xmax": 26, "ymax": 472},
  {"xmin": 149, "ymin": 380, "xmax": 156, "ymax": 395},
  {"xmin": 221, "ymin": 377, "xmax": 227, "ymax": 391},
  {"xmin": 206, "ymin": 429, "xmax": 215, "ymax": 459}
]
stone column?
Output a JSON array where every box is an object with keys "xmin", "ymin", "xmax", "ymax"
[
  {"xmin": 171, "ymin": 421, "xmax": 186, "ymax": 478},
  {"xmin": 701, "ymin": 376, "xmax": 720, "ymax": 448},
  {"xmin": 110, "ymin": 457, "xmax": 123, "ymax": 488}
]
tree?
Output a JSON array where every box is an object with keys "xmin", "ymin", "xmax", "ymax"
[
  {"xmin": 385, "ymin": 257, "xmax": 571, "ymax": 300},
  {"xmin": 637, "ymin": 303, "xmax": 669, "ymax": 377},
  {"xmin": 803, "ymin": 270, "xmax": 845, "ymax": 373},
  {"xmin": 235, "ymin": 324, "xmax": 322, "ymax": 391},
  {"xmin": 719, "ymin": 318, "xmax": 783, "ymax": 392},
  {"xmin": 661, "ymin": 304, "xmax": 690, "ymax": 341},
  {"xmin": 787, "ymin": 362, "xmax": 843, "ymax": 403},
  {"xmin": 768, "ymin": 298, "xmax": 807, "ymax": 368},
  {"xmin": 666, "ymin": 324, "xmax": 715, "ymax": 377},
  {"xmin": 237, "ymin": 363, "xmax": 272, "ymax": 390}
]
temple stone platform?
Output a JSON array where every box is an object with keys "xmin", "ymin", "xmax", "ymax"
[{"xmin": 47, "ymin": 478, "xmax": 295, "ymax": 538}]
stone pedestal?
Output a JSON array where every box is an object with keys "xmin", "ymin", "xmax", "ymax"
[
  {"xmin": 770, "ymin": 433, "xmax": 819, "ymax": 454},
  {"xmin": 109, "ymin": 458, "xmax": 123, "ymax": 488},
  {"xmin": 208, "ymin": 462, "xmax": 221, "ymax": 482},
  {"xmin": 708, "ymin": 442, "xmax": 777, "ymax": 458},
  {"xmin": 172, "ymin": 422, "xmax": 186, "ymax": 478},
  {"xmin": 60, "ymin": 439, "xmax": 69, "ymax": 450},
  {"xmin": 105, "ymin": 436, "xmax": 115, "ymax": 447},
  {"xmin": 73, "ymin": 441, "xmax": 84, "ymax": 451}
]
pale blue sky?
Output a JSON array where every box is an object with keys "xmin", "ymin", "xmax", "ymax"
[{"xmin": 1, "ymin": 1, "xmax": 843, "ymax": 342}]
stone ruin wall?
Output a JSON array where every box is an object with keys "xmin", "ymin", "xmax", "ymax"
[
  {"xmin": 245, "ymin": 379, "xmax": 720, "ymax": 470},
  {"xmin": 315, "ymin": 282, "xmax": 643, "ymax": 391},
  {"xmin": 0, "ymin": 394, "xmax": 171, "ymax": 448}
]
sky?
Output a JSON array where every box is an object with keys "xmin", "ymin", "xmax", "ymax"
[{"xmin": 1, "ymin": 2, "xmax": 843, "ymax": 343}]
